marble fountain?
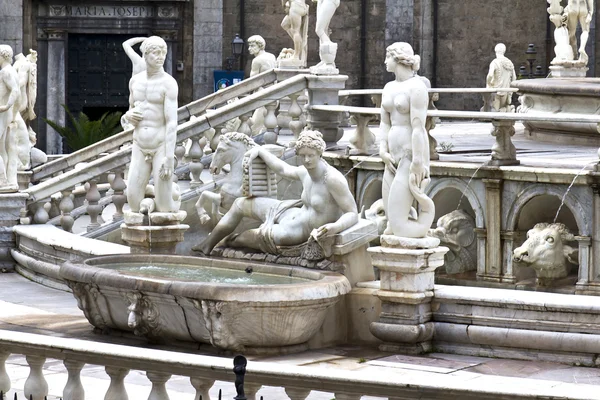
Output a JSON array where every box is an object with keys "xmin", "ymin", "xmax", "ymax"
[{"xmin": 9, "ymin": 3, "xmax": 600, "ymax": 372}]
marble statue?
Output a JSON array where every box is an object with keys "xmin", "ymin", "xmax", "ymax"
[
  {"xmin": 513, "ymin": 222, "xmax": 578, "ymax": 285},
  {"xmin": 195, "ymin": 132, "xmax": 256, "ymax": 227},
  {"xmin": 428, "ymin": 210, "xmax": 477, "ymax": 274},
  {"xmin": 280, "ymin": 0, "xmax": 309, "ymax": 67},
  {"xmin": 121, "ymin": 36, "xmax": 180, "ymax": 213},
  {"xmin": 310, "ymin": 0, "xmax": 340, "ymax": 74},
  {"xmin": 122, "ymin": 37, "xmax": 148, "ymax": 78},
  {"xmin": 193, "ymin": 129, "xmax": 358, "ymax": 255},
  {"xmin": 547, "ymin": 0, "xmax": 593, "ymax": 71},
  {"xmin": 486, "ymin": 43, "xmax": 516, "ymax": 113},
  {"xmin": 379, "ymin": 42, "xmax": 435, "ymax": 239},
  {"xmin": 14, "ymin": 49, "xmax": 40, "ymax": 170},
  {"xmin": 248, "ymin": 35, "xmax": 276, "ymax": 136},
  {"xmin": 0, "ymin": 45, "xmax": 27, "ymax": 191}
]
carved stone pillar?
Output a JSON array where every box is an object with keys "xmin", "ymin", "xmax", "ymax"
[
  {"xmin": 45, "ymin": 29, "xmax": 66, "ymax": 155},
  {"xmin": 487, "ymin": 120, "xmax": 519, "ymax": 166},
  {"xmin": 501, "ymin": 230, "xmax": 517, "ymax": 283},
  {"xmin": 306, "ymin": 75, "xmax": 348, "ymax": 144},
  {"xmin": 481, "ymin": 179, "xmax": 503, "ymax": 282},
  {"xmin": 474, "ymin": 228, "xmax": 487, "ymax": 279},
  {"xmin": 368, "ymin": 240, "xmax": 447, "ymax": 354},
  {"xmin": 575, "ymin": 236, "xmax": 592, "ymax": 287}
]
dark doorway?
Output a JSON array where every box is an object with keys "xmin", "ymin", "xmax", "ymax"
[{"xmin": 67, "ymin": 34, "xmax": 134, "ymax": 119}]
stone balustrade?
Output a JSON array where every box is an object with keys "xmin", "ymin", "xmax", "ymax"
[{"xmin": 0, "ymin": 328, "xmax": 583, "ymax": 400}]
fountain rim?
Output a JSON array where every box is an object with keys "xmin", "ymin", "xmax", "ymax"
[{"xmin": 60, "ymin": 254, "xmax": 352, "ymax": 303}]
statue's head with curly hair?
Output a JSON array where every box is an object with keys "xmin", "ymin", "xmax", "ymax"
[
  {"xmin": 0, "ymin": 45, "xmax": 13, "ymax": 64},
  {"xmin": 295, "ymin": 130, "xmax": 326, "ymax": 155},
  {"xmin": 386, "ymin": 42, "xmax": 420, "ymax": 72}
]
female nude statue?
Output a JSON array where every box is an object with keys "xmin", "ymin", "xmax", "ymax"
[
  {"xmin": 379, "ymin": 42, "xmax": 435, "ymax": 238},
  {"xmin": 193, "ymin": 130, "xmax": 358, "ymax": 255}
]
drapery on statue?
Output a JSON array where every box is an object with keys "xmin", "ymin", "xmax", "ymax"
[
  {"xmin": 280, "ymin": 0, "xmax": 309, "ymax": 66},
  {"xmin": 193, "ymin": 130, "xmax": 358, "ymax": 255},
  {"xmin": 486, "ymin": 43, "xmax": 516, "ymax": 113},
  {"xmin": 547, "ymin": 0, "xmax": 593, "ymax": 66},
  {"xmin": 379, "ymin": 42, "xmax": 435, "ymax": 238},
  {"xmin": 121, "ymin": 36, "xmax": 180, "ymax": 213}
]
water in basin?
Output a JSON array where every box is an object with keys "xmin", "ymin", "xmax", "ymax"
[{"xmin": 99, "ymin": 262, "xmax": 311, "ymax": 285}]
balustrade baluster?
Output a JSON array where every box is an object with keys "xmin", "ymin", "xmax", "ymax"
[
  {"xmin": 0, "ymin": 351, "xmax": 10, "ymax": 394},
  {"xmin": 175, "ymin": 141, "xmax": 186, "ymax": 169},
  {"xmin": 104, "ymin": 366, "xmax": 129, "ymax": 400},
  {"xmin": 59, "ymin": 189, "xmax": 75, "ymax": 232},
  {"xmin": 24, "ymin": 355, "xmax": 48, "ymax": 400},
  {"xmin": 146, "ymin": 371, "xmax": 171, "ymax": 400},
  {"xmin": 288, "ymin": 93, "xmax": 305, "ymax": 147},
  {"xmin": 190, "ymin": 377, "xmax": 214, "ymax": 400},
  {"xmin": 48, "ymin": 197, "xmax": 61, "ymax": 219},
  {"xmin": 85, "ymin": 179, "xmax": 102, "ymax": 232},
  {"xmin": 208, "ymin": 125, "xmax": 224, "ymax": 153},
  {"xmin": 63, "ymin": 359, "xmax": 85, "ymax": 400},
  {"xmin": 263, "ymin": 102, "xmax": 279, "ymax": 144},
  {"xmin": 110, "ymin": 169, "xmax": 127, "ymax": 222},
  {"xmin": 32, "ymin": 201, "xmax": 50, "ymax": 224},
  {"xmin": 284, "ymin": 387, "xmax": 311, "ymax": 400},
  {"xmin": 188, "ymin": 136, "xmax": 205, "ymax": 188},
  {"xmin": 238, "ymin": 111, "xmax": 253, "ymax": 136}
]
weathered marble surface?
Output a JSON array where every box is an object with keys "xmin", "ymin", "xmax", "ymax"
[{"xmin": 60, "ymin": 254, "xmax": 351, "ymax": 354}]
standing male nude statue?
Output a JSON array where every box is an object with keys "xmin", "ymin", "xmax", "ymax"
[{"xmin": 121, "ymin": 36, "xmax": 180, "ymax": 213}]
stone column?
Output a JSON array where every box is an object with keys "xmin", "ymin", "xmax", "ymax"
[
  {"xmin": 193, "ymin": 0, "xmax": 223, "ymax": 99},
  {"xmin": 474, "ymin": 228, "xmax": 487, "ymax": 279},
  {"xmin": 590, "ymin": 184, "xmax": 600, "ymax": 288},
  {"xmin": 0, "ymin": 0, "xmax": 23, "ymax": 55},
  {"xmin": 481, "ymin": 179, "xmax": 502, "ymax": 282},
  {"xmin": 575, "ymin": 236, "xmax": 592, "ymax": 288},
  {"xmin": 306, "ymin": 74, "xmax": 348, "ymax": 145},
  {"xmin": 368, "ymin": 237, "xmax": 447, "ymax": 354},
  {"xmin": 45, "ymin": 30, "xmax": 66, "ymax": 155},
  {"xmin": 501, "ymin": 230, "xmax": 517, "ymax": 283}
]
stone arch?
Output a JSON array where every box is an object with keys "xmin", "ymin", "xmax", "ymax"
[
  {"xmin": 427, "ymin": 177, "xmax": 485, "ymax": 228},
  {"xmin": 505, "ymin": 184, "xmax": 589, "ymax": 236},
  {"xmin": 357, "ymin": 171, "xmax": 382, "ymax": 211}
]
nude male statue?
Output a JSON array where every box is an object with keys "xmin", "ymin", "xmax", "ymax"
[
  {"xmin": 281, "ymin": 0, "xmax": 309, "ymax": 62},
  {"xmin": 0, "ymin": 45, "xmax": 25, "ymax": 189},
  {"xmin": 565, "ymin": 0, "xmax": 593, "ymax": 63},
  {"xmin": 121, "ymin": 36, "xmax": 179, "ymax": 212},
  {"xmin": 248, "ymin": 35, "xmax": 276, "ymax": 135}
]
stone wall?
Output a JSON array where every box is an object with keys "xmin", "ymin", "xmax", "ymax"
[{"xmin": 434, "ymin": 0, "xmax": 549, "ymax": 111}]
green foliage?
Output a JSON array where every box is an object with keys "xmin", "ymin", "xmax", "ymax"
[{"xmin": 44, "ymin": 105, "xmax": 123, "ymax": 151}]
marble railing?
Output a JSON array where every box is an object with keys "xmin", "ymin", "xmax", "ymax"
[
  {"xmin": 20, "ymin": 73, "xmax": 309, "ymax": 231},
  {"xmin": 0, "ymin": 328, "xmax": 566, "ymax": 400},
  {"xmin": 311, "ymin": 104, "xmax": 600, "ymax": 166}
]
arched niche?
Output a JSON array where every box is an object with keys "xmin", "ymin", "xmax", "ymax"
[
  {"xmin": 427, "ymin": 178, "xmax": 485, "ymax": 229},
  {"xmin": 506, "ymin": 184, "xmax": 589, "ymax": 236},
  {"xmin": 357, "ymin": 172, "xmax": 382, "ymax": 211}
]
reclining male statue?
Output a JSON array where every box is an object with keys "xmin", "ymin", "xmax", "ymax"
[{"xmin": 193, "ymin": 130, "xmax": 358, "ymax": 256}]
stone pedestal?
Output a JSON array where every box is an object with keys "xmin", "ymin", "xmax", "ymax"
[
  {"xmin": 306, "ymin": 75, "xmax": 348, "ymax": 144},
  {"xmin": 121, "ymin": 211, "xmax": 189, "ymax": 254},
  {"xmin": 368, "ymin": 238, "xmax": 448, "ymax": 354},
  {"xmin": 549, "ymin": 65, "xmax": 588, "ymax": 78},
  {"xmin": 0, "ymin": 193, "xmax": 28, "ymax": 270}
]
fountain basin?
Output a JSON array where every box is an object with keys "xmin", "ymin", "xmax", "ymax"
[{"xmin": 60, "ymin": 254, "xmax": 351, "ymax": 354}]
